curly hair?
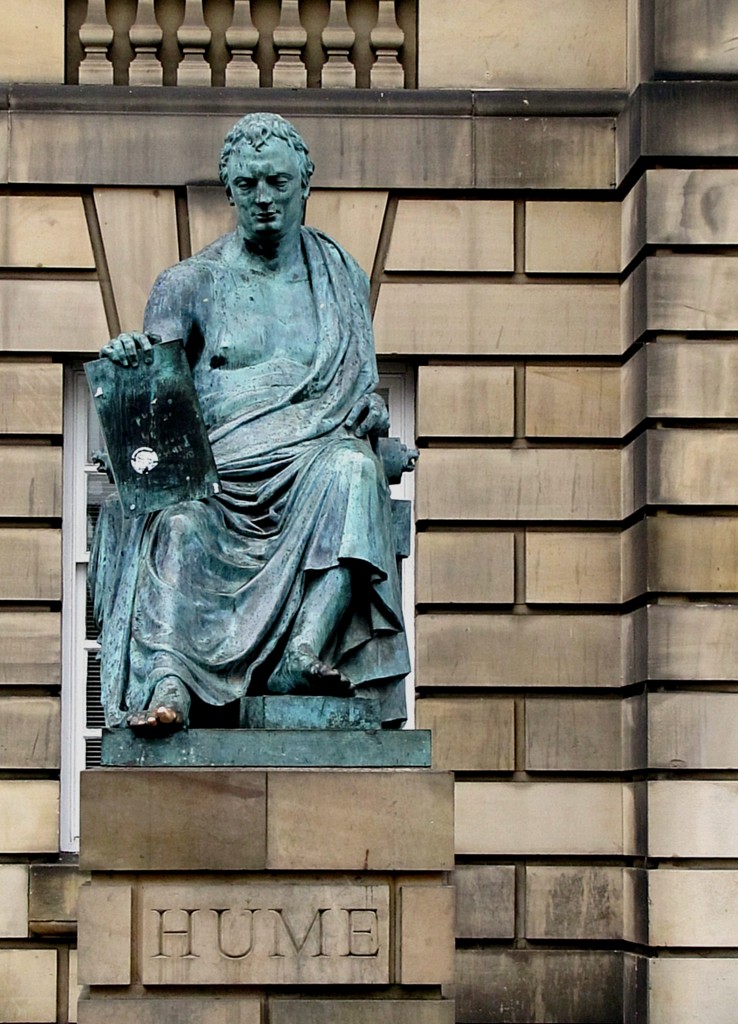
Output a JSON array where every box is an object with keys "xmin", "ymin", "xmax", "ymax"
[{"xmin": 219, "ymin": 113, "xmax": 315, "ymax": 192}]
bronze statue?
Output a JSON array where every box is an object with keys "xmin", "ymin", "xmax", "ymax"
[{"xmin": 89, "ymin": 113, "xmax": 410, "ymax": 734}]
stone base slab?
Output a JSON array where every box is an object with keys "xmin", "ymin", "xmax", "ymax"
[
  {"xmin": 239, "ymin": 695, "xmax": 383, "ymax": 730},
  {"xmin": 101, "ymin": 727, "xmax": 431, "ymax": 767}
]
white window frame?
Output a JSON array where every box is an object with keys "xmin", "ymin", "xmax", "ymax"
[{"xmin": 60, "ymin": 361, "xmax": 415, "ymax": 852}]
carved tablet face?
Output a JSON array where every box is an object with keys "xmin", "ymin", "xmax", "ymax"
[{"xmin": 225, "ymin": 138, "xmax": 306, "ymax": 245}]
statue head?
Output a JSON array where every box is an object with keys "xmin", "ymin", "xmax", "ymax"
[{"xmin": 219, "ymin": 112, "xmax": 315, "ymax": 201}]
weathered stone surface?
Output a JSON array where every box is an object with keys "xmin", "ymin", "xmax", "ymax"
[
  {"xmin": 0, "ymin": 0, "xmax": 64, "ymax": 83},
  {"xmin": 0, "ymin": 697, "xmax": 59, "ymax": 769},
  {"xmin": 525, "ymin": 865, "xmax": 624, "ymax": 940},
  {"xmin": 456, "ymin": 949, "xmax": 623, "ymax": 1023},
  {"xmin": 649, "ymin": 957, "xmax": 738, "ymax": 1024},
  {"xmin": 648, "ymin": 429, "xmax": 738, "ymax": 505},
  {"xmin": 0, "ymin": 948, "xmax": 57, "ymax": 1023},
  {"xmin": 0, "ymin": 196, "xmax": 94, "ymax": 268},
  {"xmin": 399, "ymin": 885, "xmax": 455, "ymax": 985},
  {"xmin": 649, "ymin": 691, "xmax": 738, "ymax": 769},
  {"xmin": 648, "ymin": 869, "xmax": 738, "ymax": 947},
  {"xmin": 0, "ymin": 781, "xmax": 58, "ymax": 853},
  {"xmin": 78, "ymin": 996, "xmax": 262, "ymax": 1024},
  {"xmin": 0, "ymin": 528, "xmax": 61, "ymax": 600},
  {"xmin": 525, "ymin": 201, "xmax": 621, "ymax": 274},
  {"xmin": 648, "ymin": 516, "xmax": 738, "ymax": 592},
  {"xmin": 525, "ymin": 527, "xmax": 645, "ymax": 604},
  {"xmin": 375, "ymin": 282, "xmax": 622, "ymax": 357},
  {"xmin": 655, "ymin": 0, "xmax": 738, "ymax": 75},
  {"xmin": 647, "ymin": 339, "xmax": 738, "ymax": 418},
  {"xmin": 0, "ymin": 363, "xmax": 62, "ymax": 434},
  {"xmin": 455, "ymin": 865, "xmax": 515, "ymax": 939},
  {"xmin": 271, "ymin": 1001, "xmax": 455, "ymax": 1024},
  {"xmin": 415, "ymin": 697, "xmax": 515, "ymax": 771},
  {"xmin": 456, "ymin": 782, "xmax": 627, "ymax": 855},
  {"xmin": 525, "ymin": 697, "xmax": 627, "ymax": 771},
  {"xmin": 0, "ymin": 279, "xmax": 108, "ymax": 353},
  {"xmin": 240, "ymin": 696, "xmax": 382, "ymax": 730},
  {"xmin": 29, "ymin": 864, "xmax": 89, "ymax": 935},
  {"xmin": 416, "ymin": 532, "xmax": 515, "ymax": 605},
  {"xmin": 646, "ymin": 256, "xmax": 738, "ymax": 333},
  {"xmin": 417, "ymin": 365, "xmax": 515, "ymax": 439},
  {"xmin": 387, "ymin": 200, "xmax": 513, "ymax": 271},
  {"xmin": 80, "ymin": 770, "xmax": 267, "ymax": 871},
  {"xmin": 525, "ymin": 366, "xmax": 622, "ymax": 438},
  {"xmin": 187, "ymin": 186, "xmax": 235, "ymax": 254},
  {"xmin": 645, "ymin": 168, "xmax": 738, "ymax": 245},
  {"xmin": 648, "ymin": 781, "xmax": 738, "ymax": 857},
  {"xmin": 0, "ymin": 447, "xmax": 61, "ymax": 517},
  {"xmin": 416, "ymin": 449, "xmax": 623, "ymax": 521},
  {"xmin": 139, "ymin": 882, "xmax": 389, "ymax": 985},
  {"xmin": 648, "ymin": 603, "xmax": 738, "ymax": 680},
  {"xmin": 0, "ymin": 865, "xmax": 28, "ymax": 938},
  {"xmin": 306, "ymin": 190, "xmax": 387, "ymax": 275},
  {"xmin": 267, "ymin": 771, "xmax": 454, "ymax": 870},
  {"xmin": 417, "ymin": 613, "xmax": 632, "ymax": 688},
  {"xmin": 419, "ymin": 0, "xmax": 626, "ymax": 89},
  {"xmin": 0, "ymin": 612, "xmax": 59, "ymax": 685},
  {"xmin": 78, "ymin": 883, "xmax": 132, "ymax": 986}
]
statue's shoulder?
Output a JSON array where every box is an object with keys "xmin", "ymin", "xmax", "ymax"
[
  {"xmin": 301, "ymin": 226, "xmax": 369, "ymax": 289},
  {"xmin": 150, "ymin": 234, "xmax": 232, "ymax": 297}
]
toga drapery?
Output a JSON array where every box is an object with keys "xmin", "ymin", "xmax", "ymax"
[{"xmin": 89, "ymin": 228, "xmax": 409, "ymax": 727}]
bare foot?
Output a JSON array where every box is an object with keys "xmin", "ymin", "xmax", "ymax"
[
  {"xmin": 127, "ymin": 676, "xmax": 190, "ymax": 734},
  {"xmin": 269, "ymin": 643, "xmax": 354, "ymax": 696}
]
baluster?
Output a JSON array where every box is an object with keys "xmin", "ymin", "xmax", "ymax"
[
  {"xmin": 321, "ymin": 1, "xmax": 356, "ymax": 88},
  {"xmin": 272, "ymin": 0, "xmax": 307, "ymax": 88},
  {"xmin": 128, "ymin": 0, "xmax": 164, "ymax": 86},
  {"xmin": 370, "ymin": 0, "xmax": 404, "ymax": 89},
  {"xmin": 78, "ymin": 0, "xmax": 115, "ymax": 84},
  {"xmin": 225, "ymin": 0, "xmax": 260, "ymax": 87},
  {"xmin": 176, "ymin": 0, "xmax": 212, "ymax": 85}
]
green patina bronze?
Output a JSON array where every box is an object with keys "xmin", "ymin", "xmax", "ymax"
[{"xmin": 89, "ymin": 112, "xmax": 413, "ymax": 736}]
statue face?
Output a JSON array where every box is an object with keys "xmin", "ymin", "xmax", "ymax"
[{"xmin": 226, "ymin": 139, "xmax": 306, "ymax": 244}]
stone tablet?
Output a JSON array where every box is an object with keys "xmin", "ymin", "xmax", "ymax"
[{"xmin": 85, "ymin": 339, "xmax": 220, "ymax": 516}]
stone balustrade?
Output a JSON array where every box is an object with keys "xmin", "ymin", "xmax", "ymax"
[{"xmin": 69, "ymin": 0, "xmax": 410, "ymax": 88}]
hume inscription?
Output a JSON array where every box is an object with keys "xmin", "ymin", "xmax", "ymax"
[{"xmin": 140, "ymin": 883, "xmax": 390, "ymax": 985}]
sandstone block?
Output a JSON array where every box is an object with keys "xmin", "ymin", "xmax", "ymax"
[
  {"xmin": 645, "ymin": 168, "xmax": 738, "ymax": 245},
  {"xmin": 77, "ymin": 883, "xmax": 132, "ymax": 986},
  {"xmin": 0, "ymin": 446, "xmax": 61, "ymax": 517},
  {"xmin": 0, "ymin": 697, "xmax": 59, "ymax": 769},
  {"xmin": 649, "ymin": 781, "xmax": 738, "ymax": 857},
  {"xmin": 29, "ymin": 863, "xmax": 89, "ymax": 934},
  {"xmin": 267, "ymin": 771, "xmax": 454, "ymax": 870},
  {"xmin": 0, "ymin": 528, "xmax": 61, "ymax": 600},
  {"xmin": 416, "ymin": 532, "xmax": 515, "ymax": 605},
  {"xmin": 0, "ymin": 612, "xmax": 60, "ymax": 685},
  {"xmin": 648, "ymin": 429, "xmax": 738, "ymax": 505},
  {"xmin": 649, "ymin": 957, "xmax": 738, "ymax": 1024},
  {"xmin": 0, "ymin": 948, "xmax": 57, "ymax": 1023},
  {"xmin": 0, "ymin": 279, "xmax": 108, "ymax": 353},
  {"xmin": 306, "ymin": 190, "xmax": 387, "ymax": 275},
  {"xmin": 0, "ymin": 781, "xmax": 58, "ymax": 853},
  {"xmin": 647, "ymin": 339, "xmax": 738, "ymax": 418},
  {"xmin": 655, "ymin": 1, "xmax": 738, "ymax": 75},
  {"xmin": 525, "ymin": 697, "xmax": 627, "ymax": 771},
  {"xmin": 78, "ymin": 995, "xmax": 262, "ymax": 1024},
  {"xmin": 0, "ymin": 363, "xmax": 62, "ymax": 433},
  {"xmin": 456, "ymin": 781, "xmax": 627, "ymax": 855},
  {"xmin": 416, "ymin": 613, "xmax": 632, "ymax": 689},
  {"xmin": 399, "ymin": 885, "xmax": 455, "ymax": 985},
  {"xmin": 455, "ymin": 865, "xmax": 515, "ymax": 939},
  {"xmin": 415, "ymin": 697, "xmax": 515, "ymax": 771},
  {"xmin": 387, "ymin": 200, "xmax": 513, "ymax": 272},
  {"xmin": 374, "ymin": 282, "xmax": 622, "ymax": 357},
  {"xmin": 646, "ymin": 256, "xmax": 738, "ymax": 333},
  {"xmin": 419, "ymin": 0, "xmax": 626, "ymax": 89},
  {"xmin": 416, "ymin": 449, "xmax": 623, "ymax": 521},
  {"xmin": 80, "ymin": 770, "xmax": 267, "ymax": 871},
  {"xmin": 525, "ymin": 527, "xmax": 645, "ymax": 604},
  {"xmin": 648, "ymin": 603, "xmax": 738, "ymax": 680},
  {"xmin": 417, "ymin": 365, "xmax": 515, "ymax": 439},
  {"xmin": 0, "ymin": 196, "xmax": 94, "ymax": 268},
  {"xmin": 648, "ymin": 869, "xmax": 738, "ymax": 947},
  {"xmin": 525, "ymin": 865, "xmax": 624, "ymax": 940},
  {"xmin": 525, "ymin": 202, "xmax": 621, "ymax": 274},
  {"xmin": 0, "ymin": 864, "xmax": 28, "ymax": 938},
  {"xmin": 648, "ymin": 516, "xmax": 738, "ymax": 592},
  {"xmin": 187, "ymin": 186, "xmax": 235, "ymax": 254},
  {"xmin": 525, "ymin": 366, "xmax": 622, "ymax": 438},
  {"xmin": 649, "ymin": 691, "xmax": 738, "ymax": 768},
  {"xmin": 271, "ymin": 1001, "xmax": 454, "ymax": 1024},
  {"xmin": 0, "ymin": 0, "xmax": 64, "ymax": 82}
]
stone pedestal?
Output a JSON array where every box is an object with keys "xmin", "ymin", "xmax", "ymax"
[{"xmin": 76, "ymin": 765, "xmax": 455, "ymax": 1024}]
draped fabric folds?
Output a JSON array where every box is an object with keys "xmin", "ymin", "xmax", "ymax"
[{"xmin": 89, "ymin": 228, "xmax": 409, "ymax": 727}]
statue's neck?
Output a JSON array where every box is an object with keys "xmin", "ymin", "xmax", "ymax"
[{"xmin": 236, "ymin": 225, "xmax": 302, "ymax": 274}]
